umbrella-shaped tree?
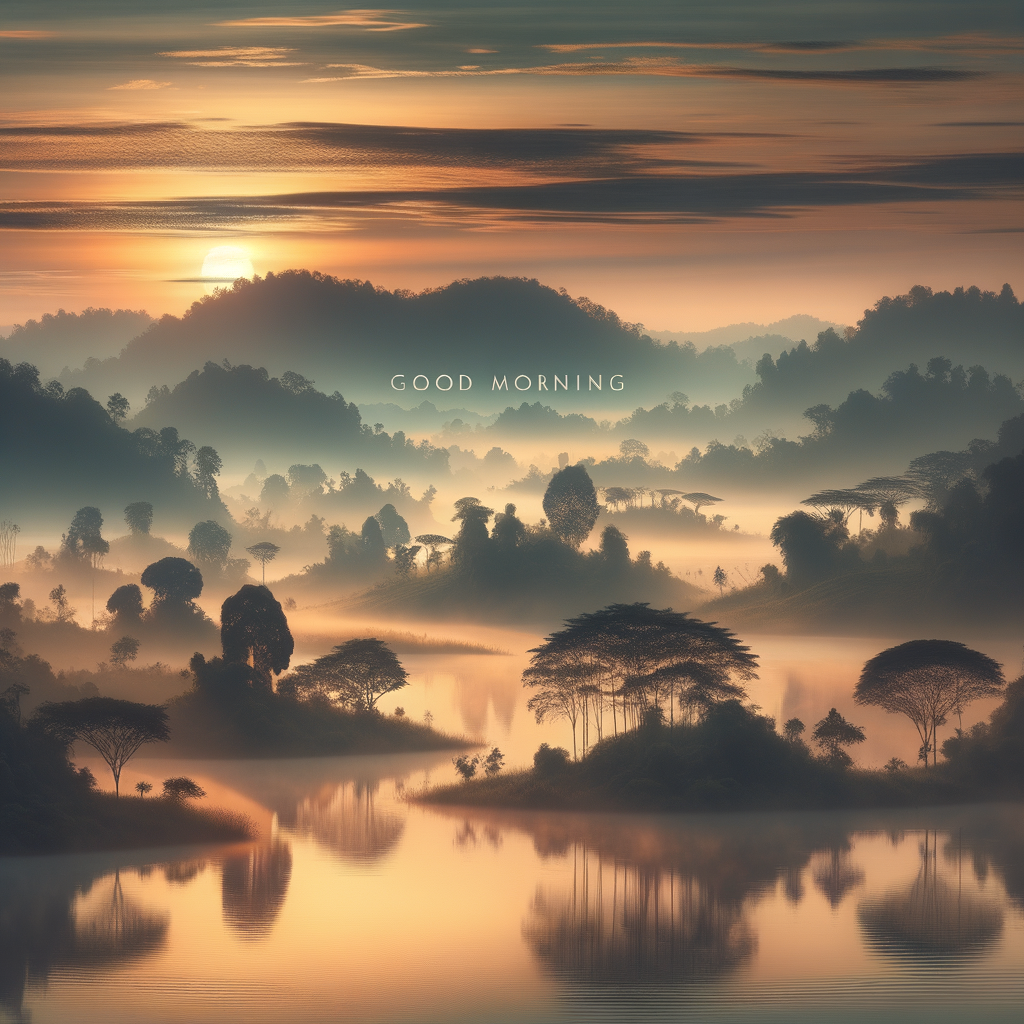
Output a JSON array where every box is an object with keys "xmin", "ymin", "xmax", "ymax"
[
  {"xmin": 855, "ymin": 639, "xmax": 1004, "ymax": 767},
  {"xmin": 33, "ymin": 696, "xmax": 170, "ymax": 796}
]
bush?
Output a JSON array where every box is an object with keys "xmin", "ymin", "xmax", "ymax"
[{"xmin": 533, "ymin": 743, "xmax": 571, "ymax": 776}]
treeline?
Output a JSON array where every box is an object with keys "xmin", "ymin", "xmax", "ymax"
[
  {"xmin": 0, "ymin": 359, "xmax": 225, "ymax": 528},
  {"xmin": 134, "ymin": 361, "xmax": 451, "ymax": 471}
]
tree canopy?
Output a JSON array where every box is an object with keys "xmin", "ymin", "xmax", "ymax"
[
  {"xmin": 32, "ymin": 696, "xmax": 170, "ymax": 795},
  {"xmin": 141, "ymin": 557, "xmax": 204, "ymax": 605},
  {"xmin": 855, "ymin": 639, "xmax": 1004, "ymax": 766},
  {"xmin": 220, "ymin": 584, "xmax": 294, "ymax": 691},
  {"xmin": 281, "ymin": 638, "xmax": 407, "ymax": 712},
  {"xmin": 542, "ymin": 464, "xmax": 600, "ymax": 548}
]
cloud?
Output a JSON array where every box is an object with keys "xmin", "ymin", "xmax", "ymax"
[
  {"xmin": 1, "ymin": 151, "xmax": 1018, "ymax": 232},
  {"xmin": 0, "ymin": 120, "xmax": 776, "ymax": 174},
  {"xmin": 214, "ymin": 9, "xmax": 428, "ymax": 31},
  {"xmin": 109, "ymin": 80, "xmax": 173, "ymax": 91},
  {"xmin": 467, "ymin": 48, "xmax": 497, "ymax": 54},
  {"xmin": 312, "ymin": 56, "xmax": 980, "ymax": 83},
  {"xmin": 158, "ymin": 46, "xmax": 304, "ymax": 67},
  {"xmin": 0, "ymin": 29, "xmax": 54, "ymax": 38}
]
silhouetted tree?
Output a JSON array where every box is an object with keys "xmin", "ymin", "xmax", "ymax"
[
  {"xmin": 187, "ymin": 520, "xmax": 232, "ymax": 571},
  {"xmin": 245, "ymin": 541, "xmax": 280, "ymax": 584},
  {"xmin": 62, "ymin": 506, "xmax": 109, "ymax": 567},
  {"xmin": 124, "ymin": 501, "xmax": 154, "ymax": 536},
  {"xmin": 682, "ymin": 492, "xmax": 723, "ymax": 516},
  {"xmin": 415, "ymin": 533, "xmax": 452, "ymax": 572},
  {"xmin": 282, "ymin": 638, "xmax": 407, "ymax": 711},
  {"xmin": 33, "ymin": 697, "xmax": 170, "ymax": 795},
  {"xmin": 360, "ymin": 516, "xmax": 388, "ymax": 560},
  {"xmin": 259, "ymin": 474, "xmax": 290, "ymax": 508},
  {"xmin": 220, "ymin": 585, "xmax": 294, "ymax": 692},
  {"xmin": 106, "ymin": 393, "xmax": 129, "ymax": 424},
  {"xmin": 287, "ymin": 463, "xmax": 327, "ymax": 496},
  {"xmin": 769, "ymin": 510, "xmax": 850, "ymax": 584},
  {"xmin": 110, "ymin": 636, "xmax": 140, "ymax": 669},
  {"xmin": 713, "ymin": 566, "xmax": 727, "ymax": 595},
  {"xmin": 391, "ymin": 544, "xmax": 422, "ymax": 577},
  {"xmin": 135, "ymin": 780, "xmax": 152, "ymax": 797},
  {"xmin": 542, "ymin": 465, "xmax": 600, "ymax": 548},
  {"xmin": 162, "ymin": 777, "xmax": 206, "ymax": 801},
  {"xmin": 811, "ymin": 708, "xmax": 865, "ymax": 768},
  {"xmin": 783, "ymin": 717, "xmax": 805, "ymax": 743},
  {"xmin": 141, "ymin": 557, "xmax": 204, "ymax": 612},
  {"xmin": 856, "ymin": 640, "xmax": 1004, "ymax": 767},
  {"xmin": 48, "ymin": 584, "xmax": 75, "ymax": 623},
  {"xmin": 374, "ymin": 503, "xmax": 411, "ymax": 547},
  {"xmin": 450, "ymin": 497, "xmax": 494, "ymax": 567},
  {"xmin": 193, "ymin": 446, "xmax": 223, "ymax": 499},
  {"xmin": 598, "ymin": 524, "xmax": 630, "ymax": 566},
  {"xmin": 106, "ymin": 583, "xmax": 144, "ymax": 626},
  {"xmin": 619, "ymin": 438, "xmax": 650, "ymax": 460},
  {"xmin": 491, "ymin": 503, "xmax": 526, "ymax": 550}
]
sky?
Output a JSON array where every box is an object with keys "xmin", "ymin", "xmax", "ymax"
[{"xmin": 1, "ymin": 1, "xmax": 1022, "ymax": 332}]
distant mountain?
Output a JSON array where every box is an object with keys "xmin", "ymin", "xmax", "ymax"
[
  {"xmin": 0, "ymin": 307, "xmax": 153, "ymax": 379},
  {"xmin": 56, "ymin": 273, "xmax": 754, "ymax": 412},
  {"xmin": 649, "ymin": 314, "xmax": 846, "ymax": 358},
  {"xmin": 0, "ymin": 358, "xmax": 224, "ymax": 531}
]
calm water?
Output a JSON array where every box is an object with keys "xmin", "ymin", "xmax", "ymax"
[
  {"xmin": 5, "ymin": 634, "xmax": 1023, "ymax": 1023},
  {"xmin": 3, "ymin": 750, "xmax": 1023, "ymax": 1024}
]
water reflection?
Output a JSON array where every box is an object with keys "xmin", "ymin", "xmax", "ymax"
[
  {"xmin": 524, "ymin": 855, "xmax": 757, "ymax": 985},
  {"xmin": 292, "ymin": 780, "xmax": 405, "ymax": 863},
  {"xmin": 0, "ymin": 861, "xmax": 168, "ymax": 1021},
  {"xmin": 221, "ymin": 841, "xmax": 293, "ymax": 939},
  {"xmin": 859, "ymin": 830, "xmax": 1004, "ymax": 962},
  {"xmin": 812, "ymin": 843, "xmax": 865, "ymax": 908}
]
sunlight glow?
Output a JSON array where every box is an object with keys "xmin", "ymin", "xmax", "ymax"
[{"xmin": 201, "ymin": 246, "xmax": 255, "ymax": 285}]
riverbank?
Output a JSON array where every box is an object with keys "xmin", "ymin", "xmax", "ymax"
[{"xmin": 1, "ymin": 791, "xmax": 255, "ymax": 856}]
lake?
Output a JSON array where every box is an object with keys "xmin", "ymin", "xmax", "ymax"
[{"xmin": 4, "ymin": 633, "xmax": 1022, "ymax": 1023}]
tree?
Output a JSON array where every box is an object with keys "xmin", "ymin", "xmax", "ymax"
[
  {"xmin": 135, "ymin": 780, "xmax": 152, "ymax": 797},
  {"xmin": 162, "ymin": 776, "xmax": 206, "ymax": 801},
  {"xmin": 482, "ymin": 747, "xmax": 505, "ymax": 776},
  {"xmin": 524, "ymin": 603, "xmax": 758, "ymax": 754},
  {"xmin": 599, "ymin": 524, "xmax": 630, "ymax": 566},
  {"xmin": 542, "ymin": 465, "xmax": 600, "ymax": 548},
  {"xmin": 194, "ymin": 446, "xmax": 223, "ymax": 499},
  {"xmin": 713, "ymin": 565, "xmax": 728, "ymax": 595},
  {"xmin": 783, "ymin": 717, "xmax": 805, "ymax": 743},
  {"xmin": 260, "ymin": 474, "xmax": 290, "ymax": 508},
  {"xmin": 415, "ymin": 534, "xmax": 452, "ymax": 573},
  {"xmin": 106, "ymin": 393, "xmax": 130, "ymax": 424},
  {"xmin": 33, "ymin": 696, "xmax": 170, "ymax": 795},
  {"xmin": 283, "ymin": 638, "xmax": 406, "ymax": 711},
  {"xmin": 0, "ymin": 521, "xmax": 20, "ymax": 567},
  {"xmin": 682, "ymin": 492, "xmax": 723, "ymax": 516},
  {"xmin": 124, "ymin": 501, "xmax": 154, "ymax": 536},
  {"xmin": 392, "ymin": 544, "xmax": 422, "ymax": 577},
  {"xmin": 811, "ymin": 708, "xmax": 865, "ymax": 768},
  {"xmin": 855, "ymin": 639, "xmax": 1004, "ymax": 767},
  {"xmin": 360, "ymin": 515, "xmax": 388, "ymax": 560},
  {"xmin": 450, "ymin": 498, "xmax": 493, "ymax": 567},
  {"xmin": 245, "ymin": 541, "xmax": 281, "ymax": 584},
  {"xmin": 187, "ymin": 520, "xmax": 233, "ymax": 570},
  {"xmin": 374, "ymin": 504, "xmax": 411, "ymax": 547},
  {"xmin": 62, "ymin": 506, "xmax": 109, "ymax": 567},
  {"xmin": 769, "ymin": 510, "xmax": 848, "ymax": 584},
  {"xmin": 48, "ymin": 584, "xmax": 75, "ymax": 623},
  {"xmin": 110, "ymin": 635, "xmax": 140, "ymax": 669},
  {"xmin": 107, "ymin": 583, "xmax": 144, "ymax": 624},
  {"xmin": 619, "ymin": 438, "xmax": 650, "ymax": 460},
  {"xmin": 220, "ymin": 585, "xmax": 294, "ymax": 692},
  {"xmin": 491, "ymin": 504, "xmax": 526, "ymax": 551},
  {"xmin": 141, "ymin": 557, "xmax": 204, "ymax": 608},
  {"xmin": 453, "ymin": 754, "xmax": 479, "ymax": 780}
]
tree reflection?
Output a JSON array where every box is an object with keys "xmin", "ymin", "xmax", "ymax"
[
  {"xmin": 0, "ymin": 864, "xmax": 168, "ymax": 1020},
  {"xmin": 812, "ymin": 843, "xmax": 865, "ymax": 908},
  {"xmin": 221, "ymin": 841, "xmax": 293, "ymax": 939},
  {"xmin": 858, "ymin": 830, "xmax": 1004, "ymax": 962},
  {"xmin": 524, "ymin": 850, "xmax": 756, "ymax": 985},
  {"xmin": 292, "ymin": 780, "xmax": 405, "ymax": 863}
]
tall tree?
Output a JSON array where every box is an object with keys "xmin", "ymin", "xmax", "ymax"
[
  {"xmin": 375, "ymin": 503, "xmax": 411, "ymax": 548},
  {"xmin": 124, "ymin": 501, "xmax": 154, "ymax": 536},
  {"xmin": 62, "ymin": 506, "xmax": 109, "ymax": 567},
  {"xmin": 542, "ymin": 465, "xmax": 600, "ymax": 549},
  {"xmin": 106, "ymin": 393, "xmax": 130, "ymax": 424},
  {"xmin": 245, "ymin": 541, "xmax": 281, "ymax": 584},
  {"xmin": 140, "ymin": 557, "xmax": 204, "ymax": 609},
  {"xmin": 194, "ymin": 446, "xmax": 223, "ymax": 499},
  {"xmin": 856, "ymin": 640, "xmax": 1004, "ymax": 766},
  {"xmin": 106, "ymin": 583, "xmax": 144, "ymax": 625},
  {"xmin": 811, "ymin": 708, "xmax": 865, "ymax": 768},
  {"xmin": 33, "ymin": 696, "xmax": 170, "ymax": 796},
  {"xmin": 220, "ymin": 584, "xmax": 294, "ymax": 692}
]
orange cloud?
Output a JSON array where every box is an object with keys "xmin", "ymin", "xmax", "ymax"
[
  {"xmin": 214, "ymin": 9, "xmax": 428, "ymax": 31},
  {"xmin": 109, "ymin": 79, "xmax": 173, "ymax": 91},
  {"xmin": 0, "ymin": 29, "xmax": 54, "ymax": 38},
  {"xmin": 159, "ymin": 46, "xmax": 304, "ymax": 67}
]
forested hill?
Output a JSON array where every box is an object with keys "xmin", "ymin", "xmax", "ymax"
[
  {"xmin": 131, "ymin": 361, "xmax": 451, "ymax": 471},
  {"xmin": 740, "ymin": 285, "xmax": 1023, "ymax": 416},
  {"xmin": 58, "ymin": 273, "xmax": 751, "ymax": 410},
  {"xmin": 0, "ymin": 359, "xmax": 224, "ymax": 530}
]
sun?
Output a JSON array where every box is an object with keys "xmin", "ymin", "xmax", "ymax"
[{"xmin": 200, "ymin": 246, "xmax": 255, "ymax": 290}]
